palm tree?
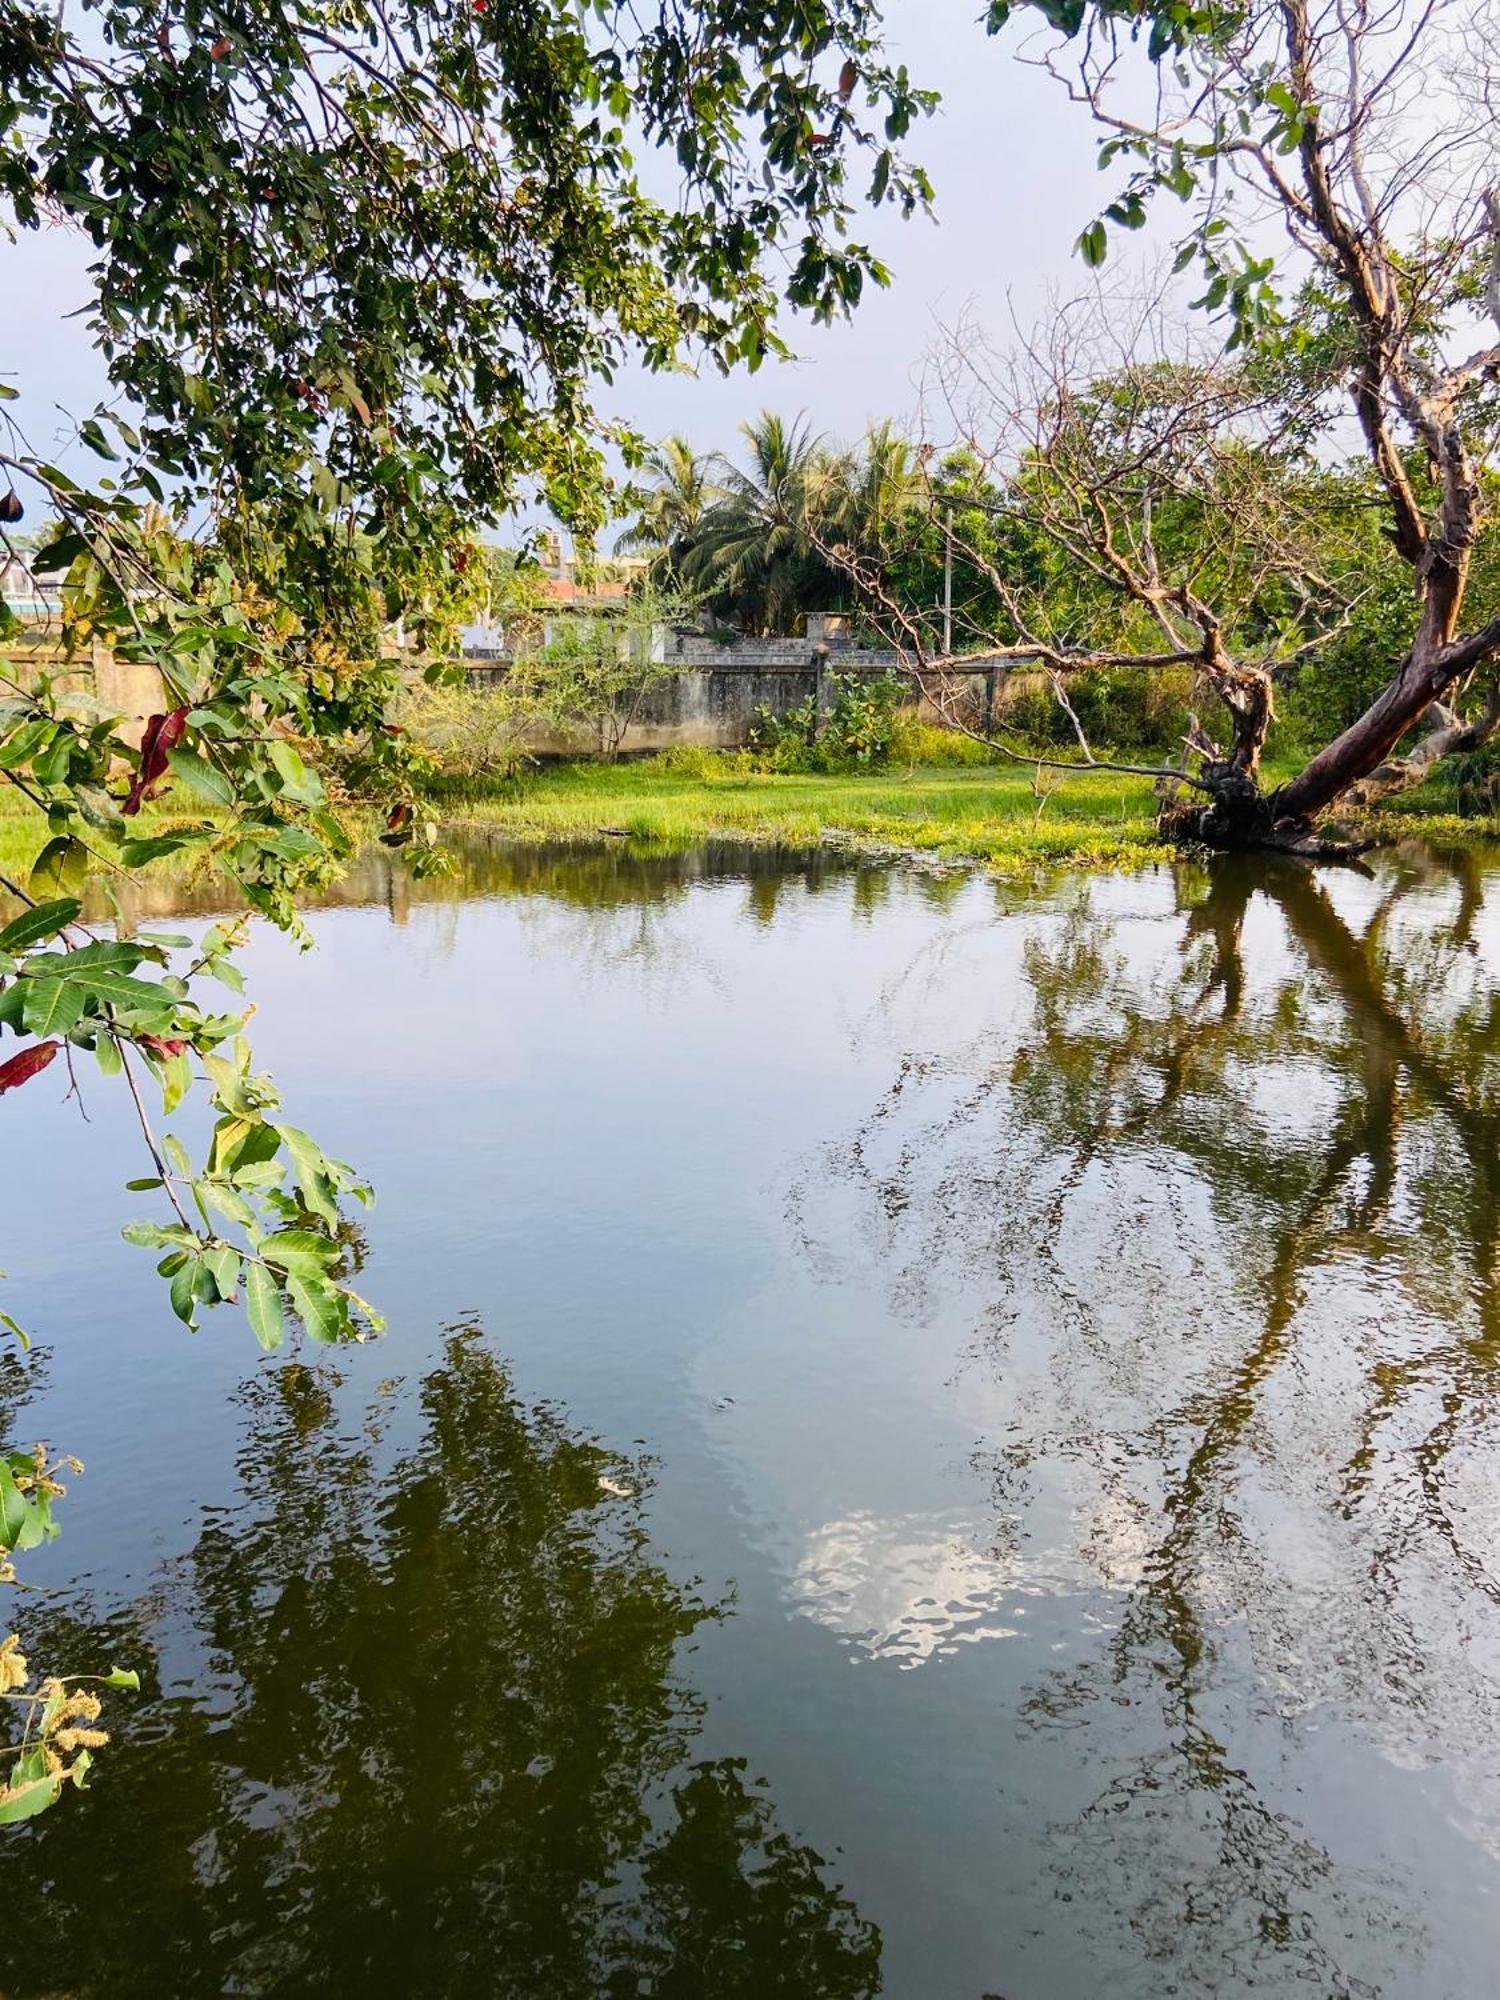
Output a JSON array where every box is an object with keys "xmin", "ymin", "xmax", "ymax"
[
  {"xmin": 620, "ymin": 415, "xmax": 928, "ymax": 636},
  {"xmin": 615, "ymin": 436, "xmax": 721, "ymax": 579},
  {"xmin": 814, "ymin": 419, "xmax": 925, "ymax": 575},
  {"xmin": 682, "ymin": 413, "xmax": 848, "ymax": 635}
]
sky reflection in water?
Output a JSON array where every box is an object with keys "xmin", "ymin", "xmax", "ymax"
[{"xmin": 4, "ymin": 835, "xmax": 1500, "ymax": 1998}]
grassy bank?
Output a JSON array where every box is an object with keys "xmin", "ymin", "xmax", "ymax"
[
  {"xmin": 4, "ymin": 734, "xmax": 1496, "ymax": 894},
  {"xmin": 421, "ymin": 748, "xmax": 1175, "ymax": 872},
  {"xmin": 417, "ymin": 729, "xmax": 1500, "ymax": 870}
]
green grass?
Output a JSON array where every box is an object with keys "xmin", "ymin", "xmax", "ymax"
[
  {"xmin": 422, "ymin": 737, "xmax": 1500, "ymax": 874},
  {"xmin": 6, "ymin": 734, "xmax": 1497, "ymax": 899},
  {"xmin": 421, "ymin": 754, "xmax": 1177, "ymax": 873},
  {"xmin": 0, "ymin": 788, "xmax": 55, "ymax": 881}
]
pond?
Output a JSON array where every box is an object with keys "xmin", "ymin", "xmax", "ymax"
[{"xmin": 3, "ymin": 833, "xmax": 1500, "ymax": 1997}]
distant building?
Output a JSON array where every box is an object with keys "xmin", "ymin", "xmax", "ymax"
[
  {"xmin": 0, "ymin": 547, "xmax": 64, "ymax": 622},
  {"xmin": 459, "ymin": 539, "xmax": 649, "ymax": 659}
]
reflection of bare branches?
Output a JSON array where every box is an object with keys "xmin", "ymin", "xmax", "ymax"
[{"xmin": 792, "ymin": 840, "xmax": 1500, "ymax": 1983}]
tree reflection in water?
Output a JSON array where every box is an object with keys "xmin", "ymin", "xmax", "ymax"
[
  {"xmin": 794, "ymin": 841, "xmax": 1500, "ymax": 1993},
  {"xmin": 2, "ymin": 1329, "xmax": 880, "ymax": 1999}
]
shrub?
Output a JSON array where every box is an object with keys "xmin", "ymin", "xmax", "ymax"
[
  {"xmin": 394, "ymin": 677, "xmax": 531, "ymax": 785},
  {"xmin": 749, "ymin": 670, "xmax": 908, "ymax": 772},
  {"xmin": 887, "ymin": 718, "xmax": 1000, "ymax": 766},
  {"xmin": 652, "ymin": 744, "xmax": 756, "ymax": 780},
  {"xmin": 996, "ymin": 665, "xmax": 1195, "ymax": 756}
]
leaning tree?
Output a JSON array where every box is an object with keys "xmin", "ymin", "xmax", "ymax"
[{"xmin": 828, "ymin": 0, "xmax": 1500, "ymax": 852}]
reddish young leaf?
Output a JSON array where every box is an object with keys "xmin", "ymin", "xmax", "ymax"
[
  {"xmin": 124, "ymin": 706, "xmax": 190, "ymax": 815},
  {"xmin": 387, "ymin": 802, "xmax": 412, "ymax": 829},
  {"xmin": 138, "ymin": 1034, "xmax": 189, "ymax": 1060},
  {"xmin": 0, "ymin": 1041, "xmax": 61, "ymax": 1094}
]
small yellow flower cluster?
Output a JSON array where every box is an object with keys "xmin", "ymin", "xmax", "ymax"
[
  {"xmin": 16, "ymin": 1443, "xmax": 83, "ymax": 1503},
  {"xmin": 15, "ymin": 1681, "xmax": 110, "ymax": 1784},
  {"xmin": 0, "ymin": 1633, "xmax": 27, "ymax": 1694}
]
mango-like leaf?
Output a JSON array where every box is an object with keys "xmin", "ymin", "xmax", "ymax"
[
  {"xmin": 244, "ymin": 1261, "xmax": 285, "ymax": 1352},
  {"xmin": 164, "ymin": 746, "xmax": 235, "ymax": 808},
  {"xmin": 204, "ymin": 1243, "xmax": 241, "ymax": 1301},
  {"xmin": 285, "ymin": 1271, "xmax": 346, "ymax": 1345},
  {"xmin": 260, "ymin": 1228, "xmax": 340, "ymax": 1270},
  {"xmin": 29, "ymin": 836, "xmax": 87, "ymax": 900},
  {"xmin": 21, "ymin": 978, "xmax": 84, "ymax": 1037},
  {"xmin": 0, "ymin": 899, "xmax": 80, "ymax": 952},
  {"xmin": 272, "ymin": 1123, "xmax": 340, "ymax": 1225}
]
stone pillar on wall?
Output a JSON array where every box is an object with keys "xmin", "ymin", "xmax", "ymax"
[{"xmin": 91, "ymin": 640, "xmax": 166, "ymax": 747}]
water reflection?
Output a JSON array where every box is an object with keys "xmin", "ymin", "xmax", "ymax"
[
  {"xmin": 796, "ymin": 840, "xmax": 1500, "ymax": 1994},
  {"xmin": 2, "ymin": 1329, "xmax": 880, "ymax": 1999},
  {"xmin": 792, "ymin": 1509, "xmax": 1021, "ymax": 1669},
  {"xmin": 12, "ymin": 831, "xmax": 1500, "ymax": 1995}
]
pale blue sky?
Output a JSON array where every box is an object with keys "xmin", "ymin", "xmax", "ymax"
[{"xmin": 1, "ymin": 3, "xmax": 1162, "ymax": 472}]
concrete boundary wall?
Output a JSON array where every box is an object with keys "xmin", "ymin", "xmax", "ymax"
[{"xmin": 462, "ymin": 629, "xmax": 1040, "ymax": 755}]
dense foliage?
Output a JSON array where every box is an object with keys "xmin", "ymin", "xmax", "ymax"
[
  {"xmin": 748, "ymin": 667, "xmax": 908, "ymax": 771},
  {"xmin": 6, "ymin": 0, "xmax": 1497, "ymax": 1821},
  {"xmin": 0, "ymin": 0, "xmax": 940, "ymax": 1816}
]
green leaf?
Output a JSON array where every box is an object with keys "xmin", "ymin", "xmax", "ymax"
[
  {"xmin": 269, "ymin": 739, "xmax": 321, "ymax": 803},
  {"xmin": 164, "ymin": 747, "xmax": 235, "ymax": 808},
  {"xmin": 0, "ymin": 718, "xmax": 54, "ymax": 771},
  {"xmin": 29, "ymin": 837, "xmax": 87, "ymax": 900},
  {"xmin": 0, "ymin": 1311, "xmax": 32, "ymax": 1351},
  {"xmin": 74, "ymin": 785, "xmax": 126, "ymax": 834},
  {"xmin": 260, "ymin": 1228, "xmax": 340, "ymax": 1270},
  {"xmin": 273, "ymin": 1122, "xmax": 339, "ymax": 1225},
  {"xmin": 122, "ymin": 1219, "xmax": 197, "ymax": 1250},
  {"xmin": 65, "ymin": 967, "xmax": 177, "ymax": 1020},
  {"xmin": 0, "ymin": 1459, "xmax": 53, "ymax": 1553},
  {"xmin": 0, "ymin": 1763, "xmax": 63, "ymax": 1824},
  {"xmin": 0, "ymin": 1459, "xmax": 30, "ymax": 1548},
  {"xmin": 98, "ymin": 1666, "xmax": 141, "ymax": 1690},
  {"xmin": 0, "ymin": 898, "xmax": 80, "ymax": 952},
  {"xmin": 202, "ymin": 1052, "xmax": 250, "ymax": 1114},
  {"xmin": 162, "ymin": 1051, "xmax": 192, "ymax": 1114},
  {"xmin": 22, "ymin": 977, "xmax": 85, "ymax": 1036},
  {"xmin": 118, "ymin": 831, "xmax": 208, "ymax": 867},
  {"xmin": 244, "ymin": 1261, "xmax": 285, "ymax": 1352},
  {"xmin": 285, "ymin": 1271, "xmax": 346, "ymax": 1345},
  {"xmin": 1075, "ymin": 219, "xmax": 1108, "ymax": 269},
  {"xmin": 201, "ymin": 1178, "xmax": 255, "ymax": 1229},
  {"xmin": 212, "ymin": 1115, "xmax": 282, "ymax": 1177},
  {"xmin": 205, "ymin": 956, "xmax": 245, "ymax": 993},
  {"xmin": 204, "ymin": 1243, "xmax": 241, "ymax": 1300},
  {"xmin": 78, "ymin": 416, "xmax": 120, "ymax": 460},
  {"xmin": 169, "ymin": 1257, "xmax": 199, "ymax": 1326},
  {"xmin": 94, "ymin": 1033, "xmax": 123, "ymax": 1078}
]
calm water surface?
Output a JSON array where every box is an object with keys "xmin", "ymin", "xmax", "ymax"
[{"xmin": 4, "ymin": 835, "xmax": 1500, "ymax": 1997}]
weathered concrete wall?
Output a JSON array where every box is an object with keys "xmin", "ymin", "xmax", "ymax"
[
  {"xmin": 93, "ymin": 645, "xmax": 167, "ymax": 747},
  {"xmin": 9, "ymin": 638, "xmax": 166, "ymax": 747},
  {"xmin": 463, "ymin": 632, "xmax": 913, "ymax": 754},
  {"xmin": 463, "ymin": 632, "xmax": 1050, "ymax": 756}
]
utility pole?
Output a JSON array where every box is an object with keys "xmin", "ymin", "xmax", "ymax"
[{"xmin": 942, "ymin": 505, "xmax": 953, "ymax": 657}]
